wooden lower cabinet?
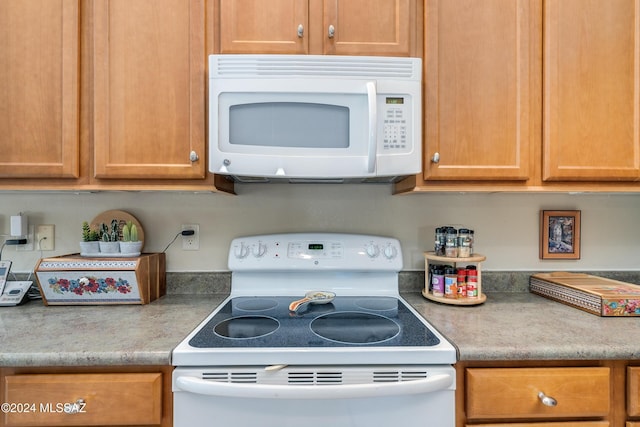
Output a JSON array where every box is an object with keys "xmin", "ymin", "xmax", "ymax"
[
  {"xmin": 456, "ymin": 361, "xmax": 635, "ymax": 427},
  {"xmin": 0, "ymin": 366, "xmax": 172, "ymax": 427},
  {"xmin": 466, "ymin": 367, "xmax": 610, "ymax": 420},
  {"xmin": 468, "ymin": 423, "xmax": 609, "ymax": 427},
  {"xmin": 629, "ymin": 368, "xmax": 640, "ymax": 417}
]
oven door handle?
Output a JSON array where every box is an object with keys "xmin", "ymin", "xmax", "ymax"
[
  {"xmin": 175, "ymin": 373, "xmax": 453, "ymax": 400},
  {"xmin": 366, "ymin": 80, "xmax": 377, "ymax": 174}
]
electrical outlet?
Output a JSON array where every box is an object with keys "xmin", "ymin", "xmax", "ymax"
[
  {"xmin": 181, "ymin": 224, "xmax": 199, "ymax": 250},
  {"xmin": 15, "ymin": 225, "xmax": 35, "ymax": 251},
  {"xmin": 36, "ymin": 225, "xmax": 55, "ymax": 251}
]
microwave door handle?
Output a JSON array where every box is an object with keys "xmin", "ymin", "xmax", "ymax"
[
  {"xmin": 175, "ymin": 373, "xmax": 453, "ymax": 400},
  {"xmin": 366, "ymin": 81, "xmax": 377, "ymax": 173}
]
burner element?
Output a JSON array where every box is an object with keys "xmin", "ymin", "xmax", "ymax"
[
  {"xmin": 234, "ymin": 298, "xmax": 278, "ymax": 311},
  {"xmin": 355, "ymin": 297, "xmax": 399, "ymax": 311},
  {"xmin": 213, "ymin": 316, "xmax": 279, "ymax": 339},
  {"xmin": 310, "ymin": 312, "xmax": 400, "ymax": 344}
]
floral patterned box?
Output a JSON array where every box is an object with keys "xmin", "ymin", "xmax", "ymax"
[
  {"xmin": 34, "ymin": 253, "xmax": 165, "ymax": 305},
  {"xmin": 530, "ymin": 272, "xmax": 640, "ymax": 317}
]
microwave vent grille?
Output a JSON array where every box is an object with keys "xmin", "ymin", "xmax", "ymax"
[{"xmin": 211, "ymin": 55, "xmax": 420, "ymax": 80}]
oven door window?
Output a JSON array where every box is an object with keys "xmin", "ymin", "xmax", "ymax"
[
  {"xmin": 217, "ymin": 92, "xmax": 369, "ymax": 155},
  {"xmin": 229, "ymin": 102, "xmax": 349, "ymax": 149}
]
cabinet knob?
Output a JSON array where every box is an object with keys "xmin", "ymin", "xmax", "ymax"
[
  {"xmin": 537, "ymin": 391, "xmax": 557, "ymax": 407},
  {"xmin": 297, "ymin": 24, "xmax": 304, "ymax": 38},
  {"xmin": 431, "ymin": 152, "xmax": 440, "ymax": 163},
  {"xmin": 328, "ymin": 25, "xmax": 335, "ymax": 39},
  {"xmin": 189, "ymin": 151, "xmax": 199, "ymax": 162}
]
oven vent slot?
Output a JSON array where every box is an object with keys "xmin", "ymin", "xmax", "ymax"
[
  {"xmin": 373, "ymin": 371, "xmax": 429, "ymax": 383},
  {"xmin": 202, "ymin": 371, "xmax": 258, "ymax": 383},
  {"xmin": 287, "ymin": 371, "xmax": 343, "ymax": 385}
]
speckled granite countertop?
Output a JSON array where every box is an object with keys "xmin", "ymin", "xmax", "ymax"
[
  {"xmin": 2, "ymin": 270, "xmax": 639, "ymax": 367},
  {"xmin": 403, "ymin": 292, "xmax": 640, "ymax": 361},
  {"xmin": 0, "ymin": 294, "xmax": 227, "ymax": 367}
]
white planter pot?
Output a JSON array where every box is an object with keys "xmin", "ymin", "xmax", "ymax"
[
  {"xmin": 79, "ymin": 241, "xmax": 100, "ymax": 255},
  {"xmin": 98, "ymin": 241, "xmax": 120, "ymax": 254},
  {"xmin": 119, "ymin": 241, "xmax": 143, "ymax": 255}
]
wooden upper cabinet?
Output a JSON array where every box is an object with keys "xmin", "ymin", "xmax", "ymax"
[
  {"xmin": 217, "ymin": 0, "xmax": 417, "ymax": 56},
  {"xmin": 323, "ymin": 0, "xmax": 413, "ymax": 56},
  {"xmin": 543, "ymin": 0, "xmax": 640, "ymax": 181},
  {"xmin": 93, "ymin": 0, "xmax": 206, "ymax": 180},
  {"xmin": 0, "ymin": 0, "xmax": 80, "ymax": 179},
  {"xmin": 423, "ymin": 0, "xmax": 538, "ymax": 181},
  {"xmin": 219, "ymin": 0, "xmax": 309, "ymax": 54}
]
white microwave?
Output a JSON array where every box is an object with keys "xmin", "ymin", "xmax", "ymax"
[{"xmin": 208, "ymin": 55, "xmax": 422, "ymax": 182}]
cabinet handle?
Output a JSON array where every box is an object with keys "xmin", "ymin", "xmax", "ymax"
[
  {"xmin": 297, "ymin": 24, "xmax": 304, "ymax": 38},
  {"xmin": 431, "ymin": 152, "xmax": 440, "ymax": 163},
  {"xmin": 537, "ymin": 391, "xmax": 557, "ymax": 407},
  {"xmin": 189, "ymin": 151, "xmax": 199, "ymax": 162},
  {"xmin": 328, "ymin": 25, "xmax": 335, "ymax": 38}
]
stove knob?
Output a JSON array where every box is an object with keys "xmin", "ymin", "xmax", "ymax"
[
  {"xmin": 234, "ymin": 243, "xmax": 249, "ymax": 259},
  {"xmin": 252, "ymin": 242, "xmax": 267, "ymax": 257},
  {"xmin": 383, "ymin": 245, "xmax": 398, "ymax": 259},
  {"xmin": 365, "ymin": 243, "xmax": 380, "ymax": 258}
]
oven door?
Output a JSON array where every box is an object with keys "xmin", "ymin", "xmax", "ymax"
[
  {"xmin": 173, "ymin": 365, "xmax": 455, "ymax": 427},
  {"xmin": 209, "ymin": 78, "xmax": 381, "ymax": 179}
]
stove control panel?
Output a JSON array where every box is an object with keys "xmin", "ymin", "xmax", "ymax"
[{"xmin": 229, "ymin": 233, "xmax": 402, "ymax": 271}]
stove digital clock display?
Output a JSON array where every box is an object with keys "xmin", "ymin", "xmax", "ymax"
[{"xmin": 288, "ymin": 241, "xmax": 343, "ymax": 259}]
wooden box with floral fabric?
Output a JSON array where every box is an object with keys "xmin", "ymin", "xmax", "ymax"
[{"xmin": 34, "ymin": 253, "xmax": 165, "ymax": 305}]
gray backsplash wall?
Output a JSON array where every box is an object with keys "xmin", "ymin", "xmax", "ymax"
[
  {"xmin": 158, "ymin": 270, "xmax": 640, "ymax": 295},
  {"xmin": 1, "ymin": 188, "xmax": 639, "ymax": 274}
]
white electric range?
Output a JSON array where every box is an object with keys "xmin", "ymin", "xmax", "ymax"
[{"xmin": 172, "ymin": 233, "xmax": 456, "ymax": 427}]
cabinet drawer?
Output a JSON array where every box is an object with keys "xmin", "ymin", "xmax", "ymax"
[
  {"xmin": 2, "ymin": 372, "xmax": 162, "ymax": 426},
  {"xmin": 469, "ymin": 423, "xmax": 609, "ymax": 427},
  {"xmin": 629, "ymin": 367, "xmax": 640, "ymax": 417},
  {"xmin": 466, "ymin": 367, "xmax": 610, "ymax": 420}
]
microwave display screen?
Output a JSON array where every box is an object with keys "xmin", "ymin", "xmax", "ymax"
[
  {"xmin": 229, "ymin": 102, "xmax": 349, "ymax": 149},
  {"xmin": 386, "ymin": 97, "xmax": 404, "ymax": 104}
]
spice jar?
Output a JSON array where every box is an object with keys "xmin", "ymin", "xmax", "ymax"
[
  {"xmin": 444, "ymin": 227, "xmax": 458, "ymax": 257},
  {"xmin": 431, "ymin": 267, "xmax": 445, "ymax": 297},
  {"xmin": 458, "ymin": 228, "xmax": 472, "ymax": 258},
  {"xmin": 457, "ymin": 268, "xmax": 467, "ymax": 298},
  {"xmin": 466, "ymin": 266, "xmax": 478, "ymax": 298},
  {"xmin": 434, "ymin": 227, "xmax": 446, "ymax": 256},
  {"xmin": 444, "ymin": 266, "xmax": 457, "ymax": 298}
]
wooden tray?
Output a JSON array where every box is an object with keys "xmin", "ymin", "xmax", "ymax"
[{"xmin": 423, "ymin": 252, "xmax": 487, "ymax": 306}]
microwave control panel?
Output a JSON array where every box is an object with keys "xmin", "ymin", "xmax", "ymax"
[{"xmin": 381, "ymin": 96, "xmax": 409, "ymax": 151}]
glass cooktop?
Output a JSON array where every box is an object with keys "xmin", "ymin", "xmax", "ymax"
[{"xmin": 188, "ymin": 296, "xmax": 441, "ymax": 349}]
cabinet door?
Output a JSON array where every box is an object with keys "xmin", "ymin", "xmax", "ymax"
[
  {"xmin": 0, "ymin": 0, "xmax": 80, "ymax": 178},
  {"xmin": 423, "ymin": 0, "xmax": 538, "ymax": 181},
  {"xmin": 93, "ymin": 0, "xmax": 206, "ymax": 179},
  {"xmin": 3, "ymin": 373, "xmax": 162, "ymax": 426},
  {"xmin": 629, "ymin": 367, "xmax": 640, "ymax": 417},
  {"xmin": 466, "ymin": 367, "xmax": 610, "ymax": 420},
  {"xmin": 469, "ymin": 423, "xmax": 609, "ymax": 427},
  {"xmin": 323, "ymin": 0, "xmax": 414, "ymax": 56},
  {"xmin": 219, "ymin": 0, "xmax": 308, "ymax": 54},
  {"xmin": 543, "ymin": 0, "xmax": 640, "ymax": 181}
]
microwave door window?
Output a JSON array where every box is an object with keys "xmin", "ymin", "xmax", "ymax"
[{"xmin": 229, "ymin": 102, "xmax": 349, "ymax": 149}]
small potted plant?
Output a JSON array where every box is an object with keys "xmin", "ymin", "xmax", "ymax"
[
  {"xmin": 98, "ymin": 219, "xmax": 120, "ymax": 254},
  {"xmin": 119, "ymin": 221, "xmax": 142, "ymax": 255},
  {"xmin": 80, "ymin": 221, "xmax": 100, "ymax": 254}
]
